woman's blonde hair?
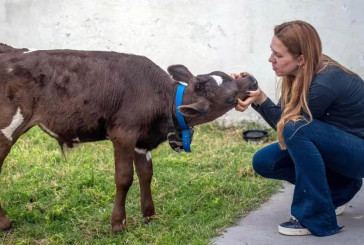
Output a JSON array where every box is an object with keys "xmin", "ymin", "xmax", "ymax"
[{"xmin": 275, "ymin": 20, "xmax": 355, "ymax": 149}]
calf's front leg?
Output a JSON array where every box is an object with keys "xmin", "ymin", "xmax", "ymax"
[
  {"xmin": 0, "ymin": 152, "xmax": 11, "ymax": 231},
  {"xmin": 0, "ymin": 204, "xmax": 11, "ymax": 231},
  {"xmin": 134, "ymin": 149, "xmax": 155, "ymax": 220},
  {"xmin": 110, "ymin": 136, "xmax": 135, "ymax": 233},
  {"xmin": 0, "ymin": 133, "xmax": 17, "ymax": 231}
]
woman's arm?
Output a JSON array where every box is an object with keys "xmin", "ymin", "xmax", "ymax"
[
  {"xmin": 251, "ymin": 97, "xmax": 282, "ymax": 130},
  {"xmin": 236, "ymin": 89, "xmax": 282, "ymax": 130},
  {"xmin": 232, "ymin": 72, "xmax": 282, "ymax": 129}
]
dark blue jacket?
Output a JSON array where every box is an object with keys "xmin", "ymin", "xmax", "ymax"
[{"xmin": 252, "ymin": 66, "xmax": 364, "ymax": 139}]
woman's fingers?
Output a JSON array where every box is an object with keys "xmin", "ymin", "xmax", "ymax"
[
  {"xmin": 247, "ymin": 89, "xmax": 261, "ymax": 97},
  {"xmin": 240, "ymin": 72, "xmax": 252, "ymax": 77},
  {"xmin": 235, "ymin": 102, "xmax": 246, "ymax": 112},
  {"xmin": 240, "ymin": 97, "xmax": 256, "ymax": 106},
  {"xmin": 235, "ymin": 97, "xmax": 255, "ymax": 112},
  {"xmin": 231, "ymin": 71, "xmax": 253, "ymax": 79},
  {"xmin": 230, "ymin": 73, "xmax": 242, "ymax": 79}
]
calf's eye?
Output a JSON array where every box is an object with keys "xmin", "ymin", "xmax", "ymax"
[{"xmin": 225, "ymin": 92, "xmax": 237, "ymax": 104}]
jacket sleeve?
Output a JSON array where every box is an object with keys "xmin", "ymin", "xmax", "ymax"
[{"xmin": 251, "ymin": 98, "xmax": 282, "ymax": 130}]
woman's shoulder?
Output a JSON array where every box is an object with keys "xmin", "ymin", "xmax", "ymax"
[
  {"xmin": 312, "ymin": 65, "xmax": 364, "ymax": 96},
  {"xmin": 314, "ymin": 65, "xmax": 357, "ymax": 85},
  {"xmin": 316, "ymin": 65, "xmax": 347, "ymax": 77}
]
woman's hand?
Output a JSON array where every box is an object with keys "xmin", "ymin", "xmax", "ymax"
[
  {"xmin": 231, "ymin": 72, "xmax": 267, "ymax": 112},
  {"xmin": 230, "ymin": 71, "xmax": 251, "ymax": 79},
  {"xmin": 235, "ymin": 89, "xmax": 267, "ymax": 112}
]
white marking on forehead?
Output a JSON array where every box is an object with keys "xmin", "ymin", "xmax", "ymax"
[
  {"xmin": 1, "ymin": 107, "xmax": 24, "ymax": 141},
  {"xmin": 39, "ymin": 123, "xmax": 58, "ymax": 138},
  {"xmin": 135, "ymin": 148, "xmax": 152, "ymax": 161},
  {"xmin": 211, "ymin": 75, "xmax": 223, "ymax": 86}
]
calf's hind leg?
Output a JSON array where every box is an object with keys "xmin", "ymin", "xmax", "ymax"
[{"xmin": 134, "ymin": 149, "xmax": 155, "ymax": 220}]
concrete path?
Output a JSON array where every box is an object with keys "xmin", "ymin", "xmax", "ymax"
[{"xmin": 212, "ymin": 181, "xmax": 364, "ymax": 245}]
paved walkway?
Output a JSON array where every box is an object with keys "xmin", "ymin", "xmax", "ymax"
[{"xmin": 212, "ymin": 181, "xmax": 364, "ymax": 245}]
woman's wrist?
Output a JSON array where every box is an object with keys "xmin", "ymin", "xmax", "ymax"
[{"xmin": 255, "ymin": 91, "xmax": 268, "ymax": 105}]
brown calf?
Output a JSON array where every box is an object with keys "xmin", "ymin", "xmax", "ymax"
[{"xmin": 0, "ymin": 43, "xmax": 257, "ymax": 232}]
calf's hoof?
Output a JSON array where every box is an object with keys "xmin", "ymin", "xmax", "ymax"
[
  {"xmin": 1, "ymin": 227, "xmax": 12, "ymax": 234},
  {"xmin": 144, "ymin": 216, "xmax": 153, "ymax": 224},
  {"xmin": 111, "ymin": 224, "xmax": 125, "ymax": 233},
  {"xmin": 111, "ymin": 218, "xmax": 126, "ymax": 233},
  {"xmin": 142, "ymin": 205, "xmax": 155, "ymax": 219},
  {"xmin": 0, "ymin": 217, "xmax": 11, "ymax": 232}
]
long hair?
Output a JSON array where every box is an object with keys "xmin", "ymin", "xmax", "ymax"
[{"xmin": 275, "ymin": 20, "xmax": 356, "ymax": 149}]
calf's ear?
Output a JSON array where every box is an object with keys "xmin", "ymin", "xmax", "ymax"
[
  {"xmin": 178, "ymin": 100, "xmax": 210, "ymax": 117},
  {"xmin": 167, "ymin": 65, "xmax": 194, "ymax": 82}
]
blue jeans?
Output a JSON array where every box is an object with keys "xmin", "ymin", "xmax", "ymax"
[{"xmin": 252, "ymin": 119, "xmax": 364, "ymax": 237}]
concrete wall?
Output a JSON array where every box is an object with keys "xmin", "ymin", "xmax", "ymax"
[{"xmin": 1, "ymin": 0, "xmax": 363, "ymax": 126}]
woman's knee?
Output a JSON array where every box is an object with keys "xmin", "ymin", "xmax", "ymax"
[
  {"xmin": 252, "ymin": 148, "xmax": 273, "ymax": 177},
  {"xmin": 252, "ymin": 142, "xmax": 294, "ymax": 181}
]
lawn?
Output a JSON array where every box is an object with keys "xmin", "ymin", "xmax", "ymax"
[{"xmin": 0, "ymin": 122, "xmax": 281, "ymax": 244}]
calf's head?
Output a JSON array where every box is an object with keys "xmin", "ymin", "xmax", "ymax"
[{"xmin": 168, "ymin": 65, "xmax": 258, "ymax": 126}]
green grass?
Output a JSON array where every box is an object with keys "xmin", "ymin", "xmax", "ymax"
[{"xmin": 0, "ymin": 122, "xmax": 281, "ymax": 244}]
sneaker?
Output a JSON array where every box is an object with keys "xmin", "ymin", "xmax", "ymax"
[
  {"xmin": 278, "ymin": 217, "xmax": 311, "ymax": 236},
  {"xmin": 335, "ymin": 203, "xmax": 348, "ymax": 216}
]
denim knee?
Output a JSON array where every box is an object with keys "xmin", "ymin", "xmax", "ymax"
[
  {"xmin": 252, "ymin": 149, "xmax": 271, "ymax": 177},
  {"xmin": 251, "ymin": 143, "xmax": 296, "ymax": 183}
]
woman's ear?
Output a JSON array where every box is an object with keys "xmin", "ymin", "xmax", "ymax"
[{"xmin": 297, "ymin": 55, "xmax": 305, "ymax": 66}]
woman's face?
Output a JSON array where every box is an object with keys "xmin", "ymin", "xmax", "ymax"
[{"xmin": 268, "ymin": 35, "xmax": 301, "ymax": 76}]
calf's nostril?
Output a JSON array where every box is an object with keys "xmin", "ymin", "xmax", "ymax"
[
  {"xmin": 248, "ymin": 76, "xmax": 257, "ymax": 83},
  {"xmin": 247, "ymin": 76, "xmax": 258, "ymax": 90}
]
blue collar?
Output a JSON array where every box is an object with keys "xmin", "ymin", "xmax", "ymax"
[{"xmin": 175, "ymin": 84, "xmax": 192, "ymax": 152}]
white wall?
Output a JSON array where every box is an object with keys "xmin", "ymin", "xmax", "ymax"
[{"xmin": 1, "ymin": 0, "xmax": 363, "ymax": 126}]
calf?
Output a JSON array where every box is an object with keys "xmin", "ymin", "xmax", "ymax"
[{"xmin": 0, "ymin": 43, "xmax": 258, "ymax": 232}]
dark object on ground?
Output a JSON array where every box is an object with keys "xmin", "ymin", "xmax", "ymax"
[{"xmin": 242, "ymin": 129, "xmax": 268, "ymax": 144}]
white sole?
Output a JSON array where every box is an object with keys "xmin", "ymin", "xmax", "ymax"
[
  {"xmin": 335, "ymin": 203, "xmax": 347, "ymax": 216},
  {"xmin": 278, "ymin": 225, "xmax": 312, "ymax": 236}
]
